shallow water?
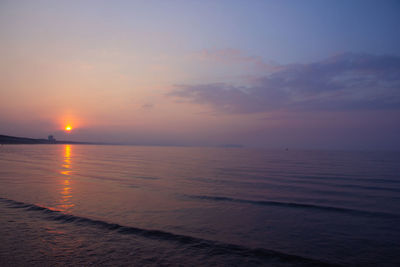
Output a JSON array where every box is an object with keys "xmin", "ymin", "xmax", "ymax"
[{"xmin": 0, "ymin": 145, "xmax": 399, "ymax": 266}]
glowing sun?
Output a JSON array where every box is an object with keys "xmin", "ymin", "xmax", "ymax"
[{"xmin": 65, "ymin": 125, "xmax": 72, "ymax": 132}]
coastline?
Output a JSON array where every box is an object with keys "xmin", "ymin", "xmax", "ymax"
[{"xmin": 0, "ymin": 134, "xmax": 96, "ymax": 145}]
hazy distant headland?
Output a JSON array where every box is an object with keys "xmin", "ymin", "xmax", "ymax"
[{"xmin": 0, "ymin": 134, "xmax": 95, "ymax": 145}]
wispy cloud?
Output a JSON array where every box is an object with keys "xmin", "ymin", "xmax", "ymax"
[
  {"xmin": 170, "ymin": 53, "xmax": 400, "ymax": 113},
  {"xmin": 195, "ymin": 48, "xmax": 281, "ymax": 72},
  {"xmin": 141, "ymin": 103, "xmax": 154, "ymax": 110}
]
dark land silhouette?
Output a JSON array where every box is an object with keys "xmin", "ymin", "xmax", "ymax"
[{"xmin": 0, "ymin": 134, "xmax": 94, "ymax": 145}]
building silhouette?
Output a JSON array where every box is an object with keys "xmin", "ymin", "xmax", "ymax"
[{"xmin": 48, "ymin": 135, "xmax": 56, "ymax": 143}]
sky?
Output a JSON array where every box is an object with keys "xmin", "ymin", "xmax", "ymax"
[{"xmin": 1, "ymin": 0, "xmax": 399, "ymax": 149}]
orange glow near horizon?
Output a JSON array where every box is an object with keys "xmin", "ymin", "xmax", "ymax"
[{"xmin": 65, "ymin": 125, "xmax": 72, "ymax": 132}]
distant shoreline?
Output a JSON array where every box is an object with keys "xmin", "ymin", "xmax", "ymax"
[
  {"xmin": 0, "ymin": 134, "xmax": 245, "ymax": 148},
  {"xmin": 0, "ymin": 134, "xmax": 96, "ymax": 145}
]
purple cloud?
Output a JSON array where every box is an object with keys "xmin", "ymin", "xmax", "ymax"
[{"xmin": 170, "ymin": 53, "xmax": 400, "ymax": 113}]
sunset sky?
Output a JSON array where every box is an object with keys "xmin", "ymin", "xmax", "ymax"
[{"xmin": 1, "ymin": 0, "xmax": 399, "ymax": 149}]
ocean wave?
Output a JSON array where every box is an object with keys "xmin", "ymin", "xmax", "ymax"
[
  {"xmin": 293, "ymin": 174, "xmax": 400, "ymax": 185},
  {"xmin": 185, "ymin": 195, "xmax": 400, "ymax": 219},
  {"xmin": 0, "ymin": 196, "xmax": 338, "ymax": 267}
]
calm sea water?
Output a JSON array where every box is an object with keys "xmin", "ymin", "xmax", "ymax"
[{"xmin": 0, "ymin": 145, "xmax": 399, "ymax": 266}]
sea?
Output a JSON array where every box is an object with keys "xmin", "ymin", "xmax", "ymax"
[{"xmin": 0, "ymin": 144, "xmax": 399, "ymax": 266}]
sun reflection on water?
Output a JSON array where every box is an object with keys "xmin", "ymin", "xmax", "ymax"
[{"xmin": 59, "ymin": 145, "xmax": 75, "ymax": 211}]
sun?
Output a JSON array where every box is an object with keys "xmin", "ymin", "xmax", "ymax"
[{"xmin": 65, "ymin": 125, "xmax": 72, "ymax": 132}]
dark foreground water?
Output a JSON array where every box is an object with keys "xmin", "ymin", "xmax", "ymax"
[{"xmin": 0, "ymin": 145, "xmax": 399, "ymax": 266}]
